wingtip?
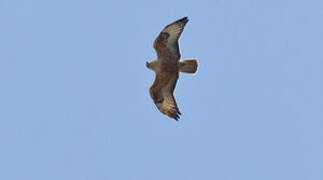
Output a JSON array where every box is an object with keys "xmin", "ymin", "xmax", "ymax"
[
  {"xmin": 174, "ymin": 17, "xmax": 189, "ymax": 24},
  {"xmin": 181, "ymin": 16, "xmax": 189, "ymax": 22},
  {"xmin": 173, "ymin": 112, "xmax": 181, "ymax": 121}
]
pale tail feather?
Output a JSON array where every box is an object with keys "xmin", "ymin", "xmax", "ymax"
[{"xmin": 179, "ymin": 59, "xmax": 198, "ymax": 74}]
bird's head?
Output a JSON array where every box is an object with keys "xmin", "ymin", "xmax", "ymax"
[
  {"xmin": 146, "ymin": 61, "xmax": 160, "ymax": 72},
  {"xmin": 146, "ymin": 61, "xmax": 152, "ymax": 69}
]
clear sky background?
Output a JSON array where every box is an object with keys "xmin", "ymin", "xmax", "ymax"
[{"xmin": 1, "ymin": 0, "xmax": 323, "ymax": 179}]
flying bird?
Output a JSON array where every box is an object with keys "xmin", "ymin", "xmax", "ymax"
[{"xmin": 146, "ymin": 17, "xmax": 198, "ymax": 120}]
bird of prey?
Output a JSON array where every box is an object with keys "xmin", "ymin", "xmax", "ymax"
[{"xmin": 146, "ymin": 17, "xmax": 198, "ymax": 120}]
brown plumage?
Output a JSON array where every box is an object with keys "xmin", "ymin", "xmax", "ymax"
[{"xmin": 146, "ymin": 17, "xmax": 198, "ymax": 120}]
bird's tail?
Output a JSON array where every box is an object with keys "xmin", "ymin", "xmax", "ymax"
[{"xmin": 179, "ymin": 59, "xmax": 198, "ymax": 74}]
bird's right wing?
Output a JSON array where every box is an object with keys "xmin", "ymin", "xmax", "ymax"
[
  {"xmin": 159, "ymin": 95, "xmax": 181, "ymax": 120},
  {"xmin": 149, "ymin": 72, "xmax": 181, "ymax": 120}
]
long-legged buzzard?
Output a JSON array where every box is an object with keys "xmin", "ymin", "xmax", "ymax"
[{"xmin": 146, "ymin": 17, "xmax": 198, "ymax": 121}]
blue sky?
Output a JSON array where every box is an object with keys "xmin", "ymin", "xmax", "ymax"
[{"xmin": 1, "ymin": 0, "xmax": 323, "ymax": 179}]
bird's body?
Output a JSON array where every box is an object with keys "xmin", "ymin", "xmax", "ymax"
[{"xmin": 146, "ymin": 17, "xmax": 198, "ymax": 120}]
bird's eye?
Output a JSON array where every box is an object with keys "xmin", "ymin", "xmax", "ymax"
[{"xmin": 157, "ymin": 98, "xmax": 163, "ymax": 104}]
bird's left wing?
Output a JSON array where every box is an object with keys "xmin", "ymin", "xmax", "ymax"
[{"xmin": 154, "ymin": 17, "xmax": 189, "ymax": 62}]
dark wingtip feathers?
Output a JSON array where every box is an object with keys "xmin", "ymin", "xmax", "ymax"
[
  {"xmin": 181, "ymin": 16, "xmax": 189, "ymax": 21},
  {"xmin": 178, "ymin": 17, "xmax": 189, "ymax": 24},
  {"xmin": 173, "ymin": 111, "xmax": 181, "ymax": 121}
]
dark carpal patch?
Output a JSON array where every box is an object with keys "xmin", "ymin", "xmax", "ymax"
[{"xmin": 158, "ymin": 32, "xmax": 169, "ymax": 42}]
